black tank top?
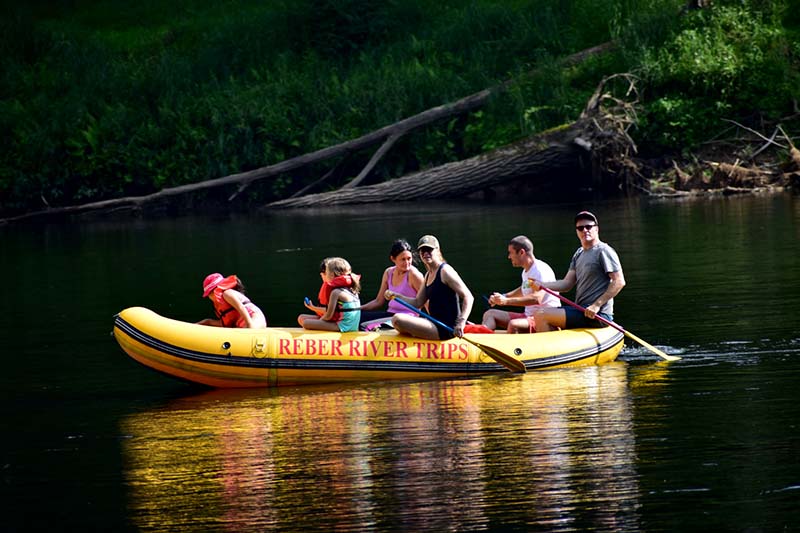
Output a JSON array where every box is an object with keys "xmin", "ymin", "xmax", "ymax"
[{"xmin": 427, "ymin": 263, "xmax": 459, "ymax": 330}]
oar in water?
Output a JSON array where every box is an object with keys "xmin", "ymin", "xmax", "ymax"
[
  {"xmin": 537, "ymin": 285, "xmax": 680, "ymax": 362},
  {"xmin": 392, "ymin": 298, "xmax": 527, "ymax": 373}
]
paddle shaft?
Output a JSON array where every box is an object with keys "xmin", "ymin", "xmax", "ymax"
[
  {"xmin": 392, "ymin": 297, "xmax": 526, "ymax": 373},
  {"xmin": 538, "ymin": 286, "xmax": 621, "ymax": 332},
  {"xmin": 393, "ymin": 298, "xmax": 453, "ymax": 332},
  {"xmin": 537, "ymin": 285, "xmax": 679, "ymax": 362}
]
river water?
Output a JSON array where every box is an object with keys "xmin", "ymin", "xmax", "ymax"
[{"xmin": 1, "ymin": 194, "xmax": 799, "ymax": 531}]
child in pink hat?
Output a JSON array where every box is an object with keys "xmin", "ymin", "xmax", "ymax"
[{"xmin": 198, "ymin": 273, "xmax": 267, "ymax": 329}]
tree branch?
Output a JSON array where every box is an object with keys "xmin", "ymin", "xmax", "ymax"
[{"xmin": 340, "ymin": 132, "xmax": 404, "ymax": 189}]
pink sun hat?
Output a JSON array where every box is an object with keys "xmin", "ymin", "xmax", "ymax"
[{"xmin": 202, "ymin": 273, "xmax": 224, "ymax": 297}]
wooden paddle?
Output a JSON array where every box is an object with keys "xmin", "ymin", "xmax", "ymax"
[
  {"xmin": 537, "ymin": 285, "xmax": 680, "ymax": 362},
  {"xmin": 392, "ymin": 298, "xmax": 527, "ymax": 373}
]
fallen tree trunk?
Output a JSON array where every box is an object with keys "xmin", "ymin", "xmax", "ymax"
[
  {"xmin": 0, "ymin": 43, "xmax": 617, "ymax": 225},
  {"xmin": 269, "ymin": 73, "xmax": 644, "ymax": 208},
  {"xmin": 267, "ymin": 132, "xmax": 588, "ymax": 208},
  {"xmin": 0, "ymin": 87, "xmax": 499, "ymax": 225}
]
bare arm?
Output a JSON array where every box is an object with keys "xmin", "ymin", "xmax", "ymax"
[
  {"xmin": 441, "ymin": 265, "xmax": 474, "ymax": 337},
  {"xmin": 304, "ymin": 301, "xmax": 326, "ymax": 316},
  {"xmin": 222, "ymin": 289, "xmax": 256, "ymax": 328},
  {"xmin": 490, "ymin": 283, "xmax": 550, "ymax": 307},
  {"xmin": 536, "ymin": 270, "xmax": 577, "ymax": 293},
  {"xmin": 385, "ymin": 272, "xmax": 429, "ymax": 309},
  {"xmin": 320, "ymin": 289, "xmax": 343, "ymax": 321},
  {"xmin": 586, "ymin": 270, "xmax": 626, "ymax": 318},
  {"xmin": 488, "ymin": 286, "xmax": 521, "ymax": 306},
  {"xmin": 407, "ymin": 266, "xmax": 424, "ymax": 293}
]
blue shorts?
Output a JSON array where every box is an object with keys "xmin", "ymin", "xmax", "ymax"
[{"xmin": 563, "ymin": 307, "xmax": 612, "ymax": 329}]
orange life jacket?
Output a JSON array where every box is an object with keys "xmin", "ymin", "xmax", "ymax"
[
  {"xmin": 211, "ymin": 275, "xmax": 249, "ymax": 327},
  {"xmin": 317, "ymin": 274, "xmax": 360, "ymax": 321}
]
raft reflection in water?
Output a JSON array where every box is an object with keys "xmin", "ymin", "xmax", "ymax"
[{"xmin": 120, "ymin": 363, "xmax": 641, "ymax": 530}]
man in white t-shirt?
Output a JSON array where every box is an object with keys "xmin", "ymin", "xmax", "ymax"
[{"xmin": 481, "ymin": 235, "xmax": 560, "ymax": 333}]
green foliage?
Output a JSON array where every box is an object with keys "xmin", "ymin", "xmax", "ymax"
[
  {"xmin": 1, "ymin": 0, "xmax": 798, "ymax": 214},
  {"xmin": 630, "ymin": 0, "xmax": 800, "ymax": 149}
]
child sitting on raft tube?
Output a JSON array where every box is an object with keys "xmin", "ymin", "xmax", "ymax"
[
  {"xmin": 298, "ymin": 257, "xmax": 362, "ymax": 332},
  {"xmin": 198, "ymin": 273, "xmax": 267, "ymax": 329},
  {"xmin": 300, "ymin": 257, "xmax": 333, "ymax": 318}
]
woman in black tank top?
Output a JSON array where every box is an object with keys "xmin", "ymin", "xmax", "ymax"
[{"xmin": 386, "ymin": 235, "xmax": 474, "ymax": 340}]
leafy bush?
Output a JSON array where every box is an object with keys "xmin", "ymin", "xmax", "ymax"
[
  {"xmin": 631, "ymin": 0, "xmax": 799, "ymax": 149},
  {"xmin": 1, "ymin": 0, "xmax": 798, "ymax": 215}
]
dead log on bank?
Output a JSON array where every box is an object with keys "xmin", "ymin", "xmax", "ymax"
[
  {"xmin": 649, "ymin": 120, "xmax": 799, "ymax": 196},
  {"xmin": 0, "ymin": 43, "xmax": 617, "ymax": 225},
  {"xmin": 0, "ymin": 88, "xmax": 498, "ymax": 225},
  {"xmin": 267, "ymin": 134, "xmax": 587, "ymax": 208},
  {"xmin": 268, "ymin": 73, "xmax": 645, "ymax": 209}
]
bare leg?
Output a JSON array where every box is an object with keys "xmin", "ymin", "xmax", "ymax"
[
  {"xmin": 507, "ymin": 318, "xmax": 533, "ymax": 334},
  {"xmin": 533, "ymin": 308, "xmax": 567, "ymax": 332},
  {"xmin": 481, "ymin": 309, "xmax": 511, "ymax": 331},
  {"xmin": 301, "ymin": 318, "xmax": 342, "ymax": 331},
  {"xmin": 297, "ymin": 313, "xmax": 318, "ymax": 327},
  {"xmin": 391, "ymin": 314, "xmax": 441, "ymax": 340}
]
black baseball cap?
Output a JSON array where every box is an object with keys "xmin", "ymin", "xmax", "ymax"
[{"xmin": 574, "ymin": 211, "xmax": 598, "ymax": 224}]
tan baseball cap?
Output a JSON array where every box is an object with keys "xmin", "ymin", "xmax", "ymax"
[{"xmin": 417, "ymin": 235, "xmax": 440, "ymax": 250}]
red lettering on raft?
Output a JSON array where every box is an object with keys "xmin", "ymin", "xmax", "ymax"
[
  {"xmin": 278, "ymin": 337, "xmax": 464, "ymax": 360},
  {"xmin": 379, "ymin": 340, "xmax": 408, "ymax": 358},
  {"xmin": 368, "ymin": 340, "xmax": 381, "ymax": 357},
  {"xmin": 331, "ymin": 339, "xmax": 343, "ymax": 356},
  {"xmin": 412, "ymin": 342, "xmax": 441, "ymax": 360},
  {"xmin": 447, "ymin": 343, "xmax": 461, "ymax": 360},
  {"xmin": 427, "ymin": 343, "xmax": 440, "ymax": 359},
  {"xmin": 458, "ymin": 344, "xmax": 469, "ymax": 360},
  {"xmin": 413, "ymin": 342, "xmax": 425, "ymax": 358},
  {"xmin": 395, "ymin": 341, "xmax": 409, "ymax": 358},
  {"xmin": 306, "ymin": 338, "xmax": 317, "ymax": 355},
  {"xmin": 349, "ymin": 340, "xmax": 363, "ymax": 357}
]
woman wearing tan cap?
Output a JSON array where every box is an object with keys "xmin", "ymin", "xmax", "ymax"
[{"xmin": 385, "ymin": 235, "xmax": 474, "ymax": 340}]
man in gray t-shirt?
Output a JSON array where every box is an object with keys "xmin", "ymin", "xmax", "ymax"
[{"xmin": 531, "ymin": 211, "xmax": 626, "ymax": 331}]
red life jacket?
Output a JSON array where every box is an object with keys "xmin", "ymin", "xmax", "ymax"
[
  {"xmin": 317, "ymin": 274, "xmax": 360, "ymax": 321},
  {"xmin": 210, "ymin": 275, "xmax": 248, "ymax": 327}
]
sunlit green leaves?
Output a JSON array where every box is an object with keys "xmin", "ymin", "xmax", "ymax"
[{"xmin": 1, "ymin": 0, "xmax": 798, "ymax": 214}]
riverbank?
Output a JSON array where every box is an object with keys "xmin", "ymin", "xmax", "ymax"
[
  {"xmin": 2, "ymin": 1, "xmax": 797, "ymax": 217},
  {"xmin": 644, "ymin": 135, "xmax": 800, "ymax": 198},
  {"xmin": 1, "ymin": 141, "xmax": 797, "ymax": 226}
]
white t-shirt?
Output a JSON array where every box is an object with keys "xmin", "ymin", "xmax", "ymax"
[{"xmin": 522, "ymin": 259, "xmax": 559, "ymax": 316}]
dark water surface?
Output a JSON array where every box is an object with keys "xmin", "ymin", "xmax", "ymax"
[{"xmin": 2, "ymin": 194, "xmax": 799, "ymax": 531}]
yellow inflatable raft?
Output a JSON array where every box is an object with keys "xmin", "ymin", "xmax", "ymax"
[{"xmin": 113, "ymin": 307, "xmax": 625, "ymax": 388}]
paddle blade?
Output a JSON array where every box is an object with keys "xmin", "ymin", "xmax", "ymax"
[
  {"xmin": 537, "ymin": 286, "xmax": 679, "ymax": 363},
  {"xmin": 624, "ymin": 331, "xmax": 680, "ymax": 361},
  {"xmin": 464, "ymin": 335, "xmax": 527, "ymax": 373}
]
